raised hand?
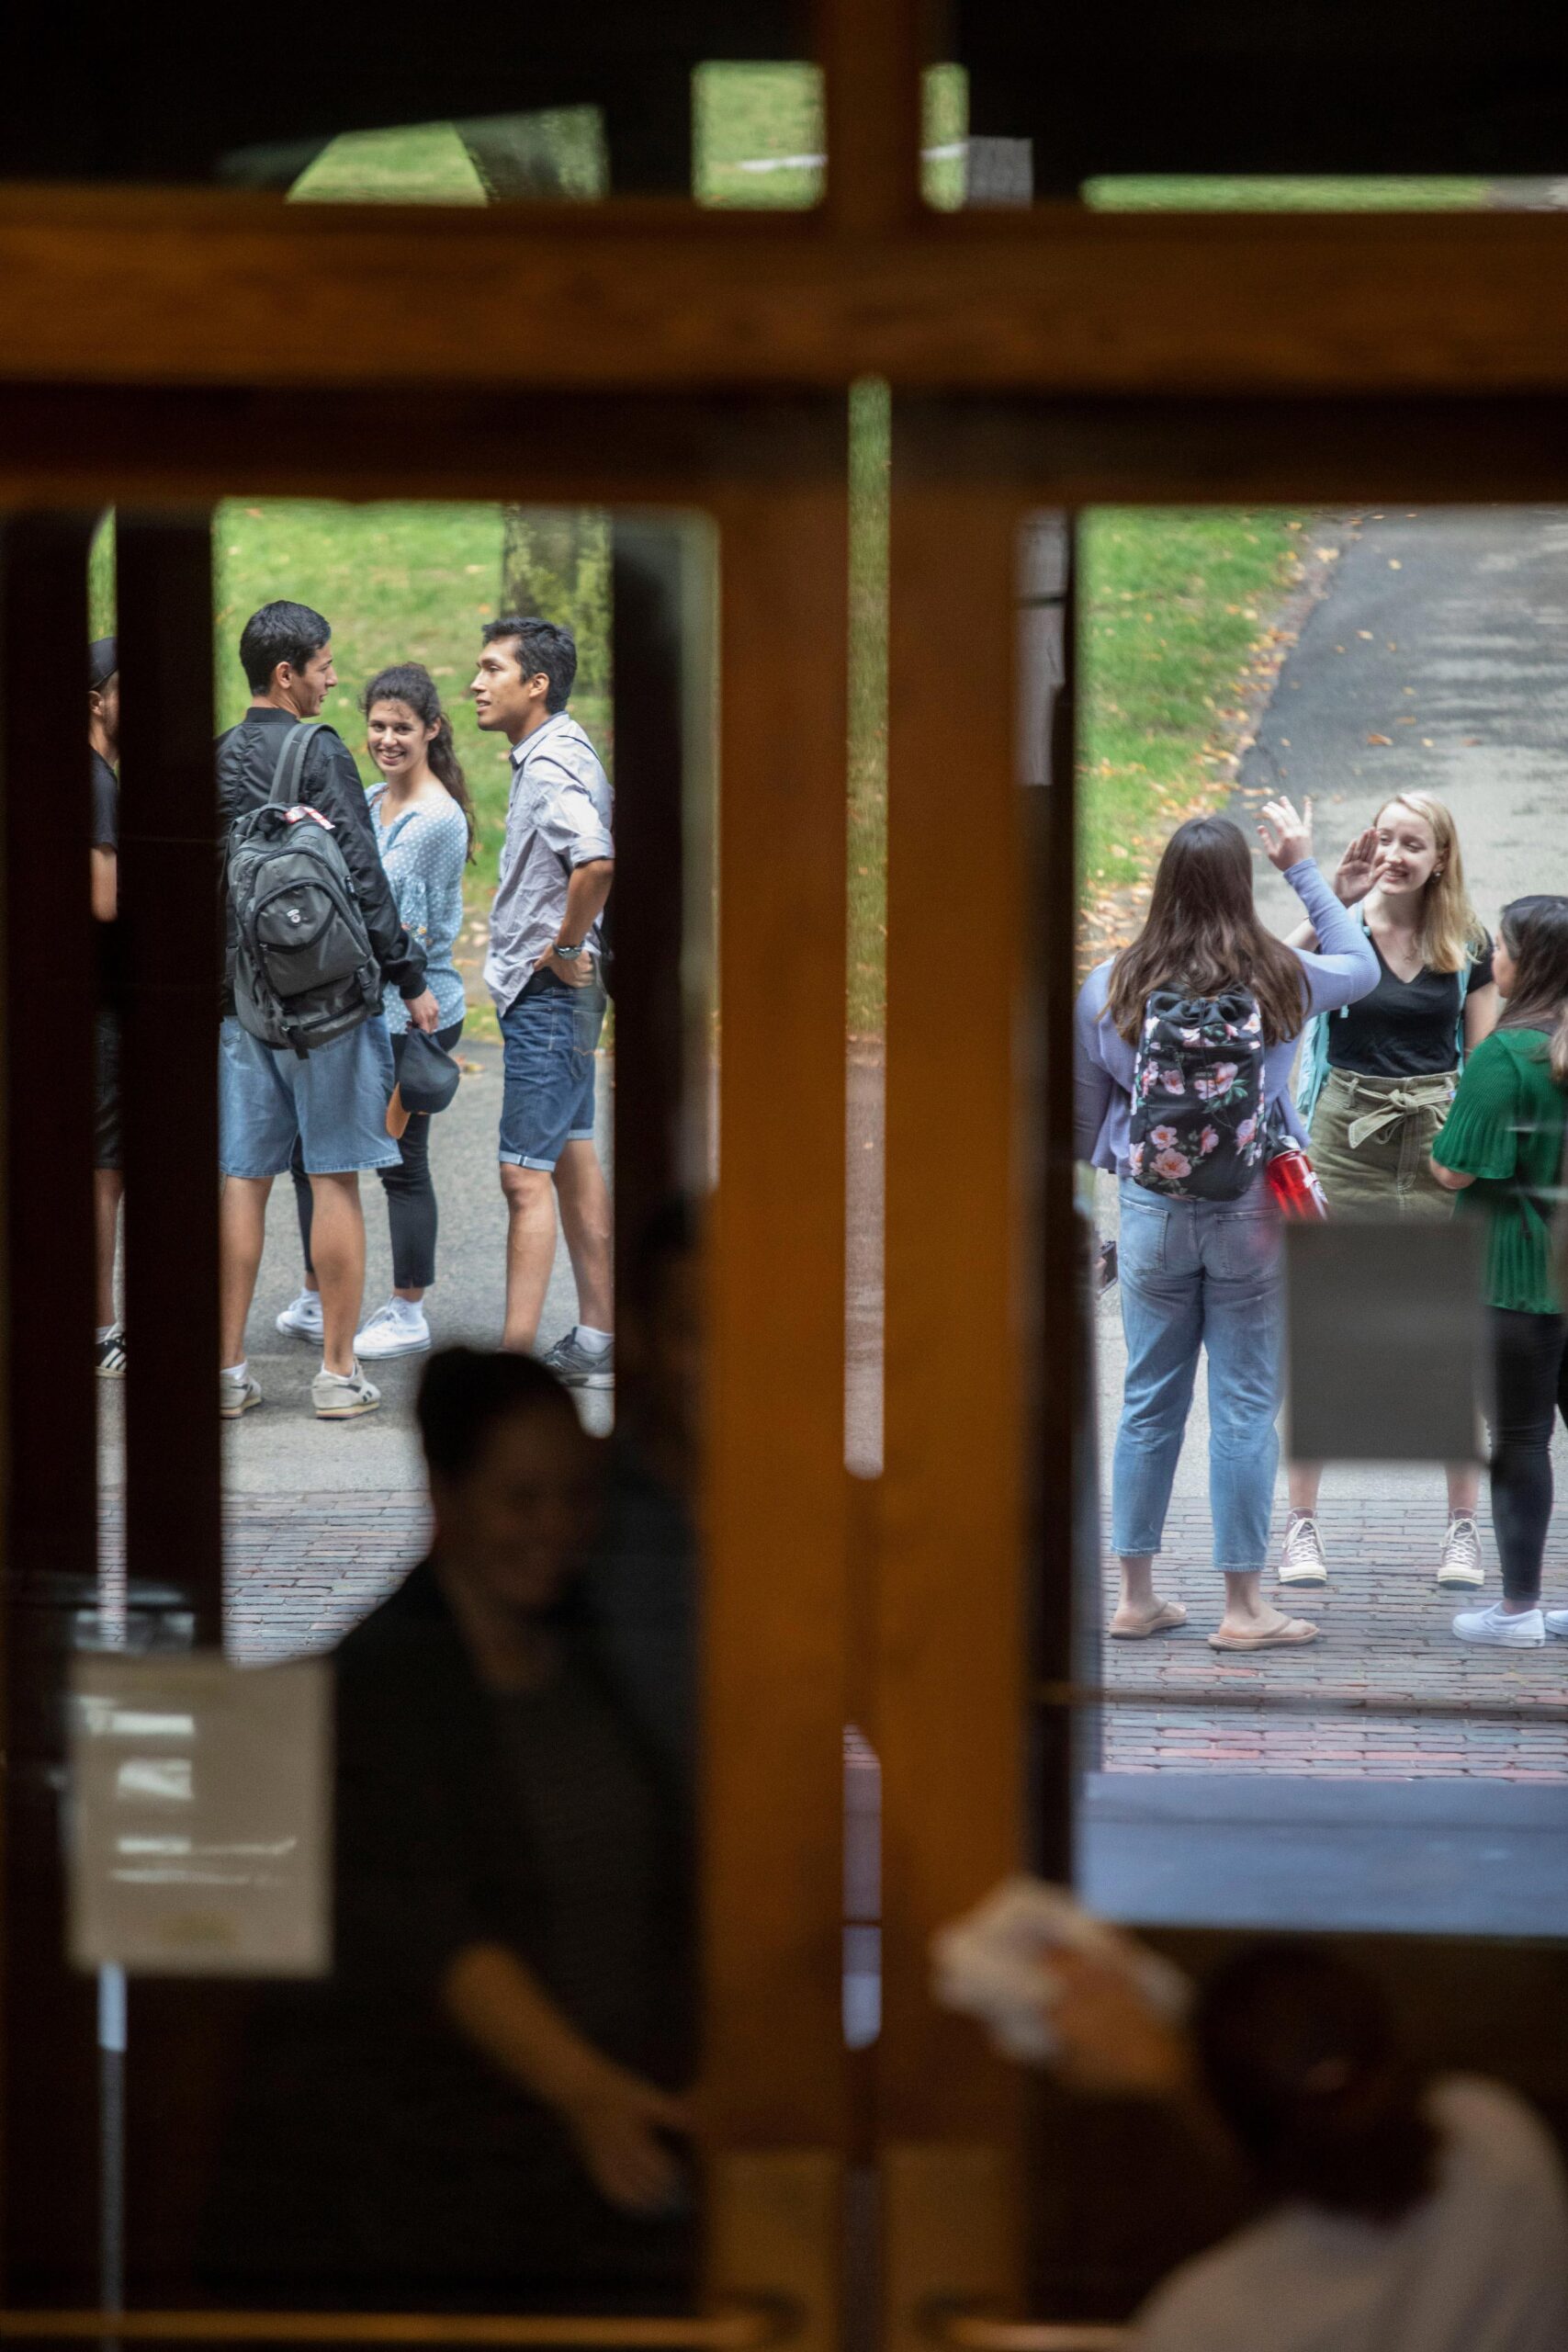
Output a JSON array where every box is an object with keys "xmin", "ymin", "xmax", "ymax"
[
  {"xmin": 1256, "ymin": 794, "xmax": 1314, "ymax": 874},
  {"xmin": 1332, "ymin": 824, "xmax": 1382, "ymax": 906}
]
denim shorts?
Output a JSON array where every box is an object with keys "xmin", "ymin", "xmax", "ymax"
[
  {"xmin": 498, "ymin": 970, "xmax": 606, "ymax": 1171},
  {"xmin": 220, "ymin": 1012, "xmax": 400, "ymax": 1179}
]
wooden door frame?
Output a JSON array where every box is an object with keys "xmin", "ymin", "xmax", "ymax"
[
  {"xmin": 0, "ymin": 392, "xmax": 852, "ymax": 2332},
  {"xmin": 876, "ymin": 390, "xmax": 1568, "ymax": 2332}
]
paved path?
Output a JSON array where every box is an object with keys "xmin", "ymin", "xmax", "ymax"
[{"xmin": 1093, "ymin": 507, "xmax": 1568, "ymax": 1776}]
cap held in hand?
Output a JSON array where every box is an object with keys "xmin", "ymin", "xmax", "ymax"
[{"xmin": 396, "ymin": 1027, "xmax": 461, "ymax": 1117}]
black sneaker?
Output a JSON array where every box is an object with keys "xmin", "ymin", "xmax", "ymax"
[{"xmin": 95, "ymin": 1326, "xmax": 127, "ymax": 1379}]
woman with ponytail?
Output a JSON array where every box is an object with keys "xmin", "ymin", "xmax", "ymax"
[
  {"xmin": 1431, "ymin": 895, "xmax": 1568, "ymax": 1645},
  {"xmin": 278, "ymin": 663, "xmax": 474, "ymax": 1360},
  {"xmin": 1039, "ymin": 1938, "xmax": 1568, "ymax": 2351}
]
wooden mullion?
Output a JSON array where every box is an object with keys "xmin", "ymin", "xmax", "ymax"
[
  {"xmin": 114, "ymin": 514, "xmax": 221, "ymax": 1644},
  {"xmin": 705, "ymin": 451, "xmax": 850, "ymax": 2151},
  {"xmin": 0, "ymin": 512, "xmax": 100, "ymax": 1595},
  {"xmin": 818, "ymin": 0, "xmax": 924, "ymax": 234},
  {"xmin": 878, "ymin": 429, "xmax": 1030, "ymax": 2141},
  {"xmin": 6, "ymin": 200, "xmax": 1568, "ymax": 392},
  {"xmin": 608, "ymin": 522, "xmax": 696, "ymax": 1315},
  {"xmin": 0, "ymin": 509, "xmax": 103, "ymax": 2302}
]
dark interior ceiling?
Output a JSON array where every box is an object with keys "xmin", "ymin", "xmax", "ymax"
[{"xmin": 4, "ymin": 1, "xmax": 1567, "ymax": 190}]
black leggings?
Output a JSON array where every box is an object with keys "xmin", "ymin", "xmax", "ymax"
[
  {"xmin": 1490, "ymin": 1307, "xmax": 1568, "ymax": 1604},
  {"xmin": 292, "ymin": 1020, "xmax": 463, "ymax": 1294}
]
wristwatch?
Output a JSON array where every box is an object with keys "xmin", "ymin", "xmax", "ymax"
[{"xmin": 553, "ymin": 939, "xmax": 584, "ymax": 961}]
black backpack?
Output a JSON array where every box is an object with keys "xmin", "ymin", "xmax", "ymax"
[
  {"xmin": 1128, "ymin": 987, "xmax": 1267, "ymax": 1202},
  {"xmin": 225, "ymin": 722, "xmax": 381, "ymax": 1057}
]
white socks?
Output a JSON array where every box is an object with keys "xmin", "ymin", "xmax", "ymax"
[
  {"xmin": 220, "ymin": 1361, "xmax": 248, "ymax": 1383},
  {"xmin": 576, "ymin": 1325, "xmax": 613, "ymax": 1355}
]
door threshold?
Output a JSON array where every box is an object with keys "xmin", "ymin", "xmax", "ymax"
[{"xmin": 1078, "ymin": 1770, "xmax": 1568, "ymax": 1938}]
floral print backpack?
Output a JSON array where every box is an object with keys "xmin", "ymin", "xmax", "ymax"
[{"xmin": 1127, "ymin": 987, "xmax": 1267, "ymax": 1201}]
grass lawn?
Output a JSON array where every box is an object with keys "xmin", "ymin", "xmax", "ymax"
[
  {"xmin": 1088, "ymin": 175, "xmax": 1489, "ymax": 210},
  {"xmin": 1078, "ymin": 511, "xmax": 1308, "ymax": 952}
]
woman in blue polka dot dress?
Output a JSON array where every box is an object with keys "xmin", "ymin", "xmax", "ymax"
[{"xmin": 279, "ymin": 663, "xmax": 472, "ymax": 1358}]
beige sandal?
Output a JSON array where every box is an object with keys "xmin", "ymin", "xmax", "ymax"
[
  {"xmin": 1110, "ymin": 1600, "xmax": 1189, "ymax": 1641},
  {"xmin": 1208, "ymin": 1616, "xmax": 1319, "ymax": 1652}
]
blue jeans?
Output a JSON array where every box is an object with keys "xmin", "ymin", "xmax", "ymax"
[{"xmin": 1112, "ymin": 1175, "xmax": 1283, "ymax": 1575}]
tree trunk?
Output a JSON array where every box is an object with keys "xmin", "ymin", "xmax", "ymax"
[
  {"xmin": 457, "ymin": 109, "xmax": 613, "ymax": 717},
  {"xmin": 499, "ymin": 507, "xmax": 612, "ymax": 718}
]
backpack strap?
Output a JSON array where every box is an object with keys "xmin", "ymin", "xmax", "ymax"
[
  {"xmin": 266, "ymin": 719, "xmax": 322, "ymax": 809},
  {"xmin": 1294, "ymin": 902, "xmax": 1369, "ymax": 1130},
  {"xmin": 1453, "ymin": 945, "xmax": 1473, "ymax": 1070}
]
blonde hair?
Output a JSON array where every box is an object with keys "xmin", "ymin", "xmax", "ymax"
[{"xmin": 1375, "ymin": 792, "xmax": 1486, "ymax": 976}]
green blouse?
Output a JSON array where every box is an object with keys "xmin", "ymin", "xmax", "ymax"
[{"xmin": 1431, "ymin": 1028, "xmax": 1567, "ymax": 1315}]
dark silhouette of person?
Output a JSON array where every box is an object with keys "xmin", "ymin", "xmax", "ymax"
[{"xmin": 206, "ymin": 1351, "xmax": 695, "ymax": 2312}]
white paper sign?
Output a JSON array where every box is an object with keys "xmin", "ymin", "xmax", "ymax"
[{"xmin": 68, "ymin": 1654, "xmax": 331, "ymax": 1975}]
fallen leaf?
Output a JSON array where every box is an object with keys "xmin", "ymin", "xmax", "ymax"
[
  {"xmin": 1280, "ymin": 738, "xmax": 1291, "ymax": 748},
  {"xmin": 1388, "ymin": 559, "xmax": 1403, "ymax": 569},
  {"xmin": 1367, "ymin": 733, "xmax": 1393, "ymax": 746},
  {"xmin": 1396, "ymin": 718, "xmax": 1416, "ymax": 726},
  {"xmin": 1358, "ymin": 629, "xmax": 1374, "ymax": 639},
  {"xmin": 1463, "ymin": 736, "xmax": 1481, "ymax": 745},
  {"xmin": 1422, "ymin": 738, "xmax": 1435, "ymax": 748}
]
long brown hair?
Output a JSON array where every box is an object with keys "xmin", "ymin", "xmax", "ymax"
[
  {"xmin": 1496, "ymin": 895, "xmax": 1568, "ymax": 1085},
  {"xmin": 1105, "ymin": 815, "xmax": 1307, "ymax": 1046}
]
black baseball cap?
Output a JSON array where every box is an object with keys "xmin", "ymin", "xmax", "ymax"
[
  {"xmin": 88, "ymin": 637, "xmax": 118, "ymax": 690},
  {"xmin": 397, "ymin": 1028, "xmax": 461, "ymax": 1116}
]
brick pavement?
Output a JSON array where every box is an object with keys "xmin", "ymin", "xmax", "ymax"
[
  {"xmin": 103, "ymin": 1490, "xmax": 1568, "ymax": 1781},
  {"xmin": 102, "ymin": 1493, "xmax": 428, "ymax": 1663},
  {"xmin": 1100, "ymin": 1498, "xmax": 1568, "ymax": 1780}
]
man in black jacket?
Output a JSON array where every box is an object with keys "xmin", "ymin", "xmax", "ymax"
[{"xmin": 217, "ymin": 601, "xmax": 438, "ymax": 1423}]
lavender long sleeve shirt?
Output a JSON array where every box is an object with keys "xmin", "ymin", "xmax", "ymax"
[{"xmin": 1074, "ymin": 859, "xmax": 1380, "ymax": 1175}]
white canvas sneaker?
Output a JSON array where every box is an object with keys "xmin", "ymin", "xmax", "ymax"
[
  {"xmin": 354, "ymin": 1297, "xmax": 432, "ymax": 1360},
  {"xmin": 1278, "ymin": 1511, "xmax": 1328, "ymax": 1587},
  {"xmin": 1437, "ymin": 1513, "xmax": 1484, "ymax": 1588},
  {"xmin": 276, "ymin": 1289, "xmax": 324, "ymax": 1342},
  {"xmin": 1452, "ymin": 1601, "xmax": 1544, "ymax": 1646}
]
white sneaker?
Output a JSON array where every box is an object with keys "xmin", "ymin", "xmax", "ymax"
[
  {"xmin": 354, "ymin": 1296, "xmax": 432, "ymax": 1360},
  {"xmin": 1278, "ymin": 1511, "xmax": 1328, "ymax": 1587},
  {"xmin": 276, "ymin": 1289, "xmax": 324, "ymax": 1342},
  {"xmin": 1437, "ymin": 1513, "xmax": 1484, "ymax": 1588},
  {"xmin": 311, "ymin": 1363, "xmax": 381, "ymax": 1420},
  {"xmin": 220, "ymin": 1369, "xmax": 263, "ymax": 1419},
  {"xmin": 1452, "ymin": 1601, "xmax": 1544, "ymax": 1646},
  {"xmin": 1544, "ymin": 1610, "xmax": 1568, "ymax": 1639}
]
